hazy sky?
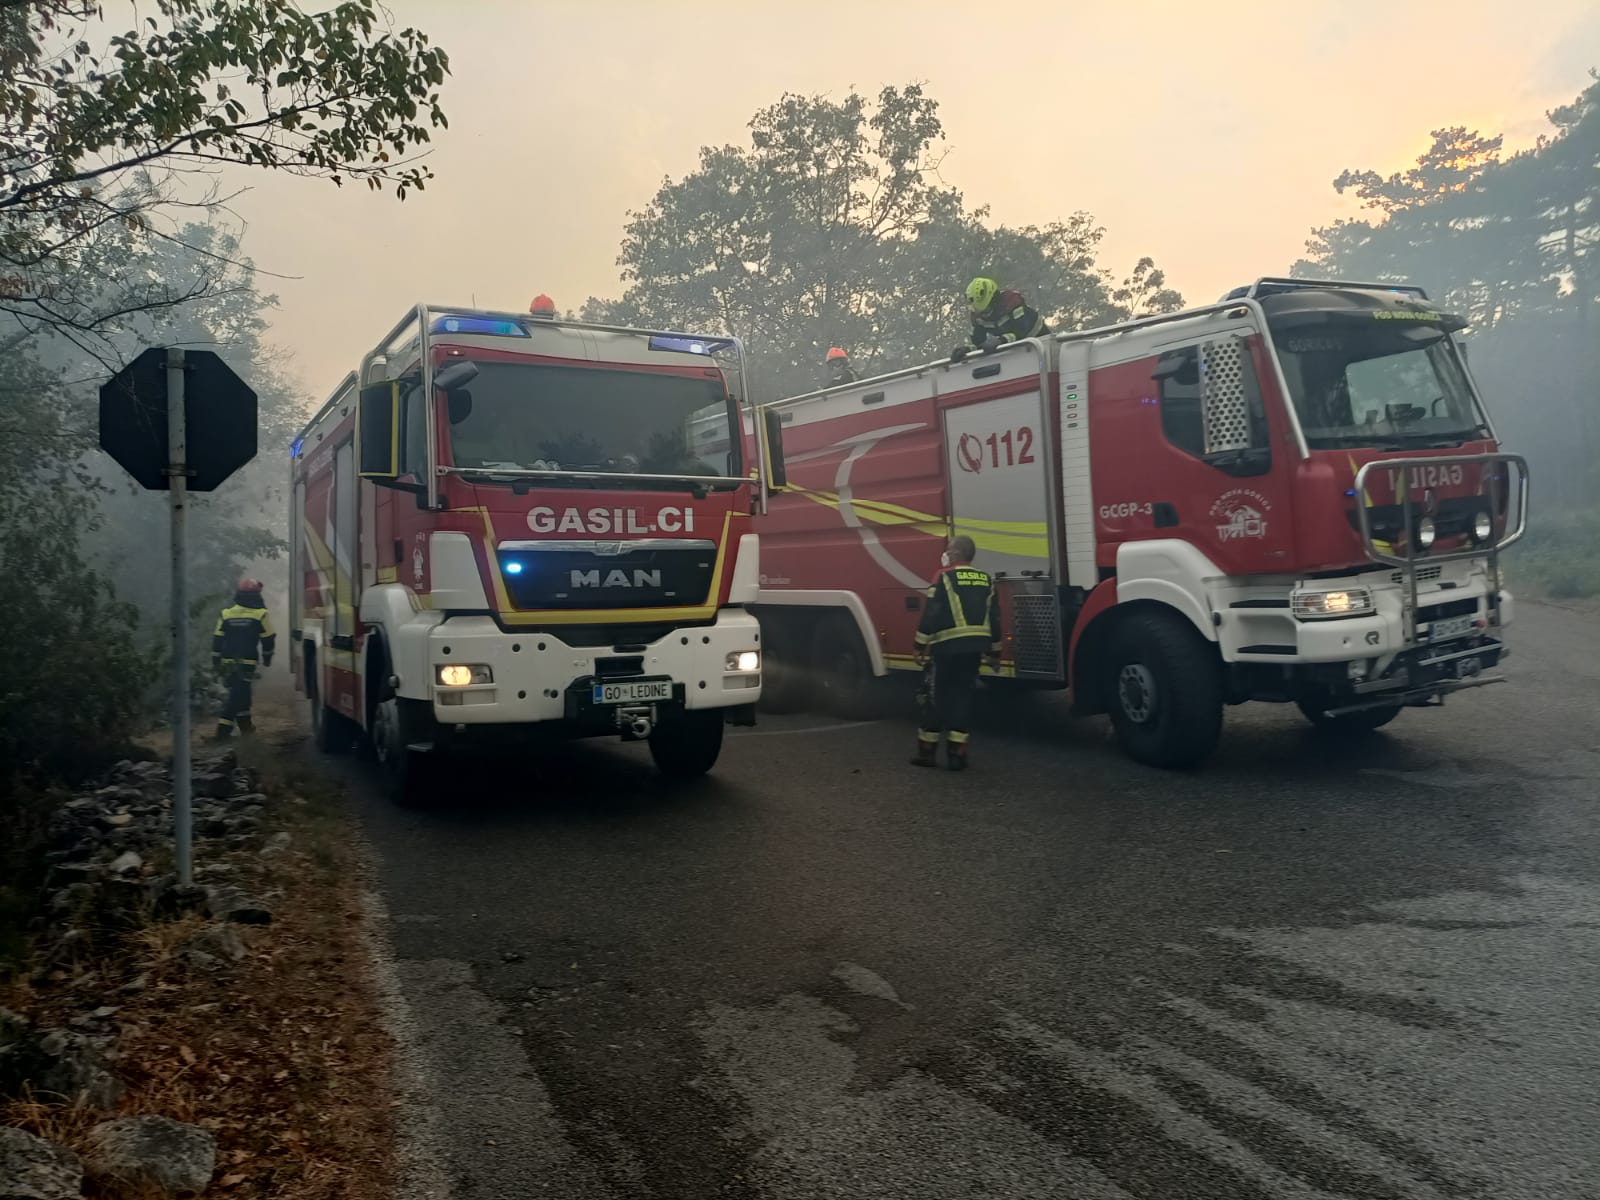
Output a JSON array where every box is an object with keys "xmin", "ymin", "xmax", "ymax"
[{"xmin": 217, "ymin": 0, "xmax": 1599, "ymax": 408}]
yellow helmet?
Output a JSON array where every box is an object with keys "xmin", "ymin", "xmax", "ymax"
[{"xmin": 966, "ymin": 277, "xmax": 999, "ymax": 314}]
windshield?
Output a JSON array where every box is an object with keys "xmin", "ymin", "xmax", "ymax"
[
  {"xmin": 1270, "ymin": 321, "xmax": 1485, "ymax": 449},
  {"xmin": 442, "ymin": 360, "xmax": 740, "ymax": 479}
]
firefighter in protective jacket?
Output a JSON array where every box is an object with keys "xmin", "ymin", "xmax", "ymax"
[
  {"xmin": 212, "ymin": 577, "xmax": 275, "ymax": 739},
  {"xmin": 956, "ymin": 277, "xmax": 1048, "ymax": 360},
  {"xmin": 823, "ymin": 347, "xmax": 858, "ymax": 386},
  {"xmin": 912, "ymin": 535, "xmax": 1001, "ymax": 770}
]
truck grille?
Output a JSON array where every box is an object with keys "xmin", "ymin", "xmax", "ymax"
[
  {"xmin": 497, "ymin": 539, "xmax": 718, "ymax": 611},
  {"xmin": 1391, "ymin": 565, "xmax": 1443, "ymax": 585},
  {"xmin": 1010, "ymin": 593, "xmax": 1062, "ymax": 679}
]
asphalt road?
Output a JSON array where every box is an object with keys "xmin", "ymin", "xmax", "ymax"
[{"xmin": 299, "ymin": 601, "xmax": 1600, "ymax": 1200}]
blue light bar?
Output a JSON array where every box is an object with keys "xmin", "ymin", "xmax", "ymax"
[
  {"xmin": 290, "ymin": 437, "xmax": 304, "ymax": 459},
  {"xmin": 430, "ymin": 315, "xmax": 530, "ymax": 338},
  {"xmin": 648, "ymin": 335, "xmax": 734, "ymax": 356}
]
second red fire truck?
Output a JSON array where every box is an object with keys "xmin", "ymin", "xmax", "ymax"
[{"xmin": 750, "ymin": 277, "xmax": 1529, "ymax": 767}]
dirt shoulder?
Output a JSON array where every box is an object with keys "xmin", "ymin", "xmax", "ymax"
[{"xmin": 1, "ymin": 692, "xmax": 396, "ymax": 1199}]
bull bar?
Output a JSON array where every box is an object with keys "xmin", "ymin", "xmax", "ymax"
[{"xmin": 1336, "ymin": 453, "xmax": 1529, "ymax": 713}]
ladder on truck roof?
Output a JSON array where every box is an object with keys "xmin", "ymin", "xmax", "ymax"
[
  {"xmin": 1235, "ymin": 276, "xmax": 1431, "ymax": 300},
  {"xmin": 760, "ymin": 274, "xmax": 1437, "ymax": 411}
]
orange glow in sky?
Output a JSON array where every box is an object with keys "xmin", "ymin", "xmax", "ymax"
[{"xmin": 220, "ymin": 0, "xmax": 1599, "ymax": 406}]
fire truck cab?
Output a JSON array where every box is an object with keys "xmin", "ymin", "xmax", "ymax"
[
  {"xmin": 751, "ymin": 277, "xmax": 1529, "ymax": 767},
  {"xmin": 290, "ymin": 305, "xmax": 787, "ymax": 800}
]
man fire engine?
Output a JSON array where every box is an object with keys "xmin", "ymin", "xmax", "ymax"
[
  {"xmin": 289, "ymin": 304, "xmax": 787, "ymax": 801},
  {"xmin": 749, "ymin": 277, "xmax": 1529, "ymax": 768}
]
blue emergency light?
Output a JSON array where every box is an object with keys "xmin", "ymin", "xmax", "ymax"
[
  {"xmin": 290, "ymin": 437, "xmax": 304, "ymax": 459},
  {"xmin": 430, "ymin": 315, "xmax": 530, "ymax": 337},
  {"xmin": 503, "ymin": 560, "xmax": 524, "ymax": 575}
]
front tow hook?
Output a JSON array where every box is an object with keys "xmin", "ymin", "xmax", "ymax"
[{"xmin": 618, "ymin": 706, "xmax": 654, "ymax": 740}]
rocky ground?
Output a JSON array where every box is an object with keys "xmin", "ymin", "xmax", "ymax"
[{"xmin": 1, "ymin": 737, "xmax": 392, "ymax": 1199}]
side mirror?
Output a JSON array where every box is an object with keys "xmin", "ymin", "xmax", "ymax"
[
  {"xmin": 761, "ymin": 407, "xmax": 788, "ymax": 490},
  {"xmin": 358, "ymin": 381, "xmax": 400, "ymax": 481},
  {"xmin": 433, "ymin": 359, "xmax": 480, "ymax": 392}
]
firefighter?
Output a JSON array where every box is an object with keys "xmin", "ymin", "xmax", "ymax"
[
  {"xmin": 823, "ymin": 347, "xmax": 858, "ymax": 386},
  {"xmin": 211, "ymin": 577, "xmax": 275, "ymax": 739},
  {"xmin": 953, "ymin": 277, "xmax": 1048, "ymax": 361},
  {"xmin": 911, "ymin": 534, "xmax": 1001, "ymax": 771}
]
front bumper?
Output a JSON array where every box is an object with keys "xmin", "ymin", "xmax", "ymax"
[
  {"xmin": 1218, "ymin": 559, "xmax": 1511, "ymax": 668},
  {"xmin": 408, "ymin": 608, "xmax": 762, "ymax": 724},
  {"xmin": 1324, "ymin": 635, "xmax": 1507, "ymax": 714}
]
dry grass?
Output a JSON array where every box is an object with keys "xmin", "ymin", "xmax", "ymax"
[{"xmin": 2, "ymin": 696, "xmax": 395, "ymax": 1199}]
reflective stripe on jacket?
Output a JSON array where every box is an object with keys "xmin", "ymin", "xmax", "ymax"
[
  {"xmin": 971, "ymin": 289, "xmax": 1048, "ymax": 346},
  {"xmin": 915, "ymin": 566, "xmax": 1001, "ymax": 653}
]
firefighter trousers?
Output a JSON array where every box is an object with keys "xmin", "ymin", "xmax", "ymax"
[
  {"xmin": 918, "ymin": 651, "xmax": 982, "ymax": 749},
  {"xmin": 218, "ymin": 663, "xmax": 257, "ymax": 735}
]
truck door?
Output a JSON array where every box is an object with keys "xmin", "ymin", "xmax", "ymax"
[{"xmin": 940, "ymin": 382, "xmax": 1063, "ymax": 680}]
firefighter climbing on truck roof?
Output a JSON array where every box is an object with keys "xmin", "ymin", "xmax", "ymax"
[
  {"xmin": 912, "ymin": 535, "xmax": 1001, "ymax": 771},
  {"xmin": 953, "ymin": 277, "xmax": 1048, "ymax": 362},
  {"xmin": 823, "ymin": 347, "xmax": 858, "ymax": 387},
  {"xmin": 211, "ymin": 577, "xmax": 275, "ymax": 740}
]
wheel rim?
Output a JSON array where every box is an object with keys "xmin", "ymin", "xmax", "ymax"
[{"xmin": 1118, "ymin": 663, "xmax": 1158, "ymax": 724}]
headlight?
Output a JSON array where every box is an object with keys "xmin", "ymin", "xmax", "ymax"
[
  {"xmin": 1416, "ymin": 517, "xmax": 1437, "ymax": 550},
  {"xmin": 1292, "ymin": 587, "xmax": 1375, "ymax": 620},
  {"xmin": 1472, "ymin": 510, "xmax": 1494, "ymax": 543},
  {"xmin": 725, "ymin": 650, "xmax": 760, "ymax": 673},
  {"xmin": 437, "ymin": 664, "xmax": 492, "ymax": 686}
]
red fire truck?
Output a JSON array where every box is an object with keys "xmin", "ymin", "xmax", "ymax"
[
  {"xmin": 289, "ymin": 305, "xmax": 787, "ymax": 799},
  {"xmin": 749, "ymin": 278, "xmax": 1530, "ymax": 767}
]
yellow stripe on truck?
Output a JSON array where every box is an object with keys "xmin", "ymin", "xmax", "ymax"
[{"xmin": 787, "ymin": 484, "xmax": 1049, "ymax": 559}]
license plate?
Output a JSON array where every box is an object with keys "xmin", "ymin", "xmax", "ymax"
[
  {"xmin": 592, "ymin": 679, "xmax": 672, "ymax": 705},
  {"xmin": 1428, "ymin": 614, "xmax": 1475, "ymax": 642}
]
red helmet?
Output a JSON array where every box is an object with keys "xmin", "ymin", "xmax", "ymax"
[
  {"xmin": 529, "ymin": 294, "xmax": 556, "ymax": 316},
  {"xmin": 825, "ymin": 347, "xmax": 848, "ymax": 361},
  {"xmin": 237, "ymin": 577, "xmax": 264, "ymax": 593}
]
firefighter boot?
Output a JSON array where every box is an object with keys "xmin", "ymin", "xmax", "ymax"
[
  {"xmin": 910, "ymin": 731, "xmax": 939, "ymax": 768},
  {"xmin": 212, "ymin": 722, "xmax": 233, "ymax": 741},
  {"xmin": 947, "ymin": 732, "xmax": 970, "ymax": 772},
  {"xmin": 237, "ymin": 715, "xmax": 255, "ymax": 735}
]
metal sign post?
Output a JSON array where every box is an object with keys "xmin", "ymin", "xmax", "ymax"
[
  {"xmin": 99, "ymin": 346, "xmax": 257, "ymax": 891},
  {"xmin": 165, "ymin": 349, "xmax": 194, "ymax": 886}
]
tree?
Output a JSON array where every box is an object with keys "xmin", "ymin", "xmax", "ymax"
[
  {"xmin": 585, "ymin": 85, "xmax": 1182, "ymax": 398},
  {"xmin": 1296, "ymin": 71, "xmax": 1599, "ymax": 506},
  {"xmin": 1, "ymin": 0, "xmax": 450, "ymax": 346}
]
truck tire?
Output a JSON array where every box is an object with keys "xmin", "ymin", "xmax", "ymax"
[
  {"xmin": 808, "ymin": 615, "xmax": 881, "ymax": 720},
  {"xmin": 1105, "ymin": 611, "xmax": 1223, "ymax": 769},
  {"xmin": 756, "ymin": 618, "xmax": 811, "ymax": 715},
  {"xmin": 1296, "ymin": 697, "xmax": 1403, "ymax": 733},
  {"xmin": 306, "ymin": 650, "xmax": 354, "ymax": 754},
  {"xmin": 311, "ymin": 699, "xmax": 355, "ymax": 755},
  {"xmin": 649, "ymin": 709, "xmax": 724, "ymax": 780},
  {"xmin": 371, "ymin": 690, "xmax": 434, "ymax": 806}
]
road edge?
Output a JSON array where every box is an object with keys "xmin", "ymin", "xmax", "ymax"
[{"xmin": 355, "ymin": 851, "xmax": 457, "ymax": 1200}]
